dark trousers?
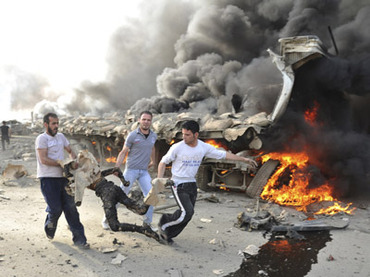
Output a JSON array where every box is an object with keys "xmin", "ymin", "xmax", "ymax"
[
  {"xmin": 159, "ymin": 182, "xmax": 197, "ymax": 240},
  {"xmin": 40, "ymin": 177, "xmax": 87, "ymax": 245},
  {"xmin": 1, "ymin": 136, "xmax": 9, "ymax": 150}
]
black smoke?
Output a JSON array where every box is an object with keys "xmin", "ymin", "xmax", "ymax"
[{"xmin": 8, "ymin": 0, "xmax": 370, "ymax": 196}]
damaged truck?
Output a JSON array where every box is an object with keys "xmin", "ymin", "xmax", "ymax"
[{"xmin": 35, "ymin": 35, "xmax": 328, "ymax": 198}]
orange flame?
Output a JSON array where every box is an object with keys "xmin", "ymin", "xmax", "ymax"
[
  {"xmin": 105, "ymin": 145, "xmax": 117, "ymax": 163},
  {"xmin": 260, "ymin": 152, "xmax": 355, "ymax": 215},
  {"xmin": 205, "ymin": 139, "xmax": 227, "ymax": 149},
  {"xmin": 105, "ymin": 157, "xmax": 117, "ymax": 163},
  {"xmin": 315, "ymin": 202, "xmax": 356, "ymax": 215},
  {"xmin": 304, "ymin": 101, "xmax": 320, "ymax": 126}
]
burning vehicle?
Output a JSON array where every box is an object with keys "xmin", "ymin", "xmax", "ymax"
[{"xmin": 32, "ymin": 35, "xmax": 357, "ymax": 215}]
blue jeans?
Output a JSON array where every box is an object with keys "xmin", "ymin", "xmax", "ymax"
[
  {"xmin": 40, "ymin": 177, "xmax": 87, "ymax": 245},
  {"xmin": 121, "ymin": 169, "xmax": 153, "ymax": 224}
]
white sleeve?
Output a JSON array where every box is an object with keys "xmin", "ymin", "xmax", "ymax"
[
  {"xmin": 160, "ymin": 143, "xmax": 178, "ymax": 164},
  {"xmin": 203, "ymin": 142, "xmax": 226, "ymax": 160}
]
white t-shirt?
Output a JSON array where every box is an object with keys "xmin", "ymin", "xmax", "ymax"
[
  {"xmin": 161, "ymin": 140, "xmax": 226, "ymax": 185},
  {"xmin": 35, "ymin": 132, "xmax": 70, "ymax": 178}
]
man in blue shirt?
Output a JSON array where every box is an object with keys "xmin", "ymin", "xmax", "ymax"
[{"xmin": 102, "ymin": 111, "xmax": 158, "ymax": 231}]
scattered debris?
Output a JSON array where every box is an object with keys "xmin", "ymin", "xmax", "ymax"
[
  {"xmin": 258, "ymin": 269, "xmax": 268, "ymax": 276},
  {"xmin": 113, "ymin": 238, "xmax": 124, "ymax": 245},
  {"xmin": 2, "ymin": 164, "xmax": 28, "ymax": 179},
  {"xmin": 212, "ymin": 269, "xmax": 224, "ymax": 275},
  {"xmin": 327, "ymin": 254, "xmax": 335, "ymax": 261},
  {"xmin": 236, "ymin": 210, "xmax": 276, "ymax": 231},
  {"xmin": 0, "ymin": 195, "xmax": 10, "ymax": 200},
  {"xmin": 209, "ymin": 238, "xmax": 225, "ymax": 248},
  {"xmin": 209, "ymin": 238, "xmax": 217, "ymax": 244},
  {"xmin": 200, "ymin": 218, "xmax": 212, "ymax": 223},
  {"xmin": 99, "ymin": 247, "xmax": 118, "ymax": 254},
  {"xmin": 241, "ymin": 244, "xmax": 259, "ymax": 259},
  {"xmin": 111, "ymin": 253, "xmax": 127, "ymax": 265},
  {"xmin": 204, "ymin": 194, "xmax": 219, "ymax": 203},
  {"xmin": 271, "ymin": 218, "xmax": 350, "ymax": 233}
]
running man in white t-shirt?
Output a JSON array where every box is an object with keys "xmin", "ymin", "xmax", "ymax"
[{"xmin": 157, "ymin": 120, "xmax": 257, "ymax": 245}]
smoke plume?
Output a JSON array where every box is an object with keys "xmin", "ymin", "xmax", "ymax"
[{"xmin": 8, "ymin": 0, "xmax": 370, "ymax": 196}]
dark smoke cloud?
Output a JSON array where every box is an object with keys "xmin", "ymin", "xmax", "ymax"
[{"xmin": 7, "ymin": 0, "xmax": 370, "ymax": 196}]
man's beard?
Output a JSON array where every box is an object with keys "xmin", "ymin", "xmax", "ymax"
[{"xmin": 48, "ymin": 126, "xmax": 58, "ymax": 136}]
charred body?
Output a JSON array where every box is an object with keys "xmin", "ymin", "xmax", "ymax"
[{"xmin": 62, "ymin": 151, "xmax": 160, "ymax": 242}]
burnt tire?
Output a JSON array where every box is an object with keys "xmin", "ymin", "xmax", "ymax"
[
  {"xmin": 246, "ymin": 159, "xmax": 280, "ymax": 198},
  {"xmin": 196, "ymin": 164, "xmax": 213, "ymax": 192}
]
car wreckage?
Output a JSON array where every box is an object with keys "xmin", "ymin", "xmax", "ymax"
[{"xmin": 33, "ymin": 35, "xmax": 328, "ymax": 198}]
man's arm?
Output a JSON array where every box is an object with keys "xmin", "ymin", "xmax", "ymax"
[
  {"xmin": 65, "ymin": 145, "xmax": 77, "ymax": 159},
  {"xmin": 115, "ymin": 145, "xmax": 129, "ymax": 168},
  {"xmin": 225, "ymin": 152, "xmax": 258, "ymax": 167},
  {"xmin": 37, "ymin": 148, "xmax": 60, "ymax": 167},
  {"xmin": 157, "ymin": 161, "xmax": 167, "ymax": 178},
  {"xmin": 148, "ymin": 147, "xmax": 156, "ymax": 168}
]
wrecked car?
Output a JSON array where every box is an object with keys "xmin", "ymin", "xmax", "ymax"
[{"xmin": 31, "ymin": 36, "xmax": 328, "ymax": 198}]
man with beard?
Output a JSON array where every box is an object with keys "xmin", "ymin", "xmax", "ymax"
[
  {"xmin": 35, "ymin": 112, "xmax": 89, "ymax": 249},
  {"xmin": 101, "ymin": 111, "xmax": 158, "ymax": 232}
]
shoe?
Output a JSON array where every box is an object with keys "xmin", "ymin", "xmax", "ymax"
[
  {"xmin": 101, "ymin": 219, "xmax": 110, "ymax": 230},
  {"xmin": 157, "ymin": 227, "xmax": 173, "ymax": 245},
  {"xmin": 44, "ymin": 222, "xmax": 56, "ymax": 240},
  {"xmin": 158, "ymin": 233, "xmax": 174, "ymax": 245},
  {"xmin": 75, "ymin": 242, "xmax": 90, "ymax": 249},
  {"xmin": 143, "ymin": 222, "xmax": 158, "ymax": 232}
]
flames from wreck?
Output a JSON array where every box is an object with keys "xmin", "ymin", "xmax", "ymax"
[{"xmin": 260, "ymin": 152, "xmax": 355, "ymax": 215}]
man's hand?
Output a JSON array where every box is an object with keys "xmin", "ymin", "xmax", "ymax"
[
  {"xmin": 243, "ymin": 157, "xmax": 258, "ymax": 168},
  {"xmin": 113, "ymin": 167, "xmax": 130, "ymax": 187}
]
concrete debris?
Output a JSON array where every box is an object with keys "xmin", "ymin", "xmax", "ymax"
[
  {"xmin": 111, "ymin": 253, "xmax": 127, "ymax": 265},
  {"xmin": 99, "ymin": 247, "xmax": 118, "ymax": 254},
  {"xmin": 209, "ymin": 238, "xmax": 225, "ymax": 248},
  {"xmin": 242, "ymin": 244, "xmax": 260, "ymax": 258},
  {"xmin": 0, "ymin": 195, "xmax": 10, "ymax": 200},
  {"xmin": 209, "ymin": 238, "xmax": 217, "ymax": 244},
  {"xmin": 2, "ymin": 164, "xmax": 28, "ymax": 179},
  {"xmin": 204, "ymin": 194, "xmax": 219, "ymax": 203},
  {"xmin": 212, "ymin": 269, "xmax": 224, "ymax": 275}
]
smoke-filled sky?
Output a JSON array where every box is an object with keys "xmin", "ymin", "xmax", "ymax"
[
  {"xmin": 1, "ymin": 0, "xmax": 369, "ymax": 120},
  {"xmin": 1, "ymin": 0, "xmax": 370, "ymax": 197}
]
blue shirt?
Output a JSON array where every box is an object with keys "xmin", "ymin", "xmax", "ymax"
[{"xmin": 125, "ymin": 128, "xmax": 157, "ymax": 170}]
